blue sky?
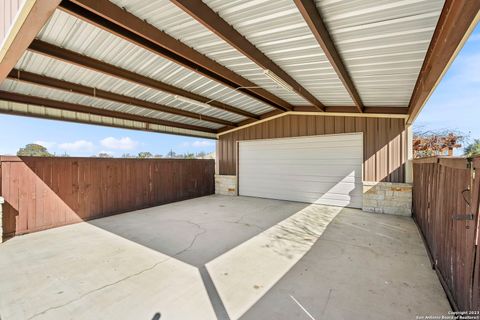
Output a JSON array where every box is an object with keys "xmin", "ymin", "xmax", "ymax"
[
  {"xmin": 0, "ymin": 118, "xmax": 216, "ymax": 157},
  {"xmin": 0, "ymin": 24, "xmax": 479, "ymax": 157},
  {"xmin": 414, "ymin": 23, "xmax": 480, "ymax": 149}
]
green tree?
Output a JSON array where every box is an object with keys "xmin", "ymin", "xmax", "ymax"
[
  {"xmin": 464, "ymin": 139, "xmax": 480, "ymax": 157},
  {"xmin": 17, "ymin": 143, "xmax": 53, "ymax": 157},
  {"xmin": 137, "ymin": 152, "xmax": 153, "ymax": 158},
  {"xmin": 167, "ymin": 150, "xmax": 176, "ymax": 158},
  {"xmin": 184, "ymin": 153, "xmax": 195, "ymax": 159},
  {"xmin": 98, "ymin": 152, "xmax": 113, "ymax": 158},
  {"xmin": 121, "ymin": 153, "xmax": 134, "ymax": 158}
]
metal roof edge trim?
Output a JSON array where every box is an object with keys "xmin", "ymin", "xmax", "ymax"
[{"xmin": 217, "ymin": 111, "xmax": 408, "ymax": 137}]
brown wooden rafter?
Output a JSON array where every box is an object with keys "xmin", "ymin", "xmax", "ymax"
[
  {"xmin": 7, "ymin": 69, "xmax": 236, "ymax": 128},
  {"xmin": 0, "ymin": 1, "xmax": 61, "ymax": 83},
  {"xmin": 407, "ymin": 0, "xmax": 480, "ymax": 124},
  {"xmin": 59, "ymin": 0, "xmax": 292, "ymax": 112},
  {"xmin": 28, "ymin": 40, "xmax": 260, "ymax": 120},
  {"xmin": 0, "ymin": 90, "xmax": 216, "ymax": 133},
  {"xmin": 294, "ymin": 0, "xmax": 364, "ymax": 113},
  {"xmin": 171, "ymin": 0, "xmax": 326, "ymax": 111}
]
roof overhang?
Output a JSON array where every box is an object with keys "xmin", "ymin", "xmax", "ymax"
[{"xmin": 0, "ymin": 0, "xmax": 478, "ymax": 138}]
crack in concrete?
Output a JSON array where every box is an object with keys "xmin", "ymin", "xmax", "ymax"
[
  {"xmin": 25, "ymin": 220, "xmax": 209, "ymax": 320},
  {"xmin": 174, "ymin": 224, "xmax": 207, "ymax": 257},
  {"xmin": 220, "ymin": 219, "xmax": 264, "ymax": 231},
  {"xmin": 26, "ymin": 257, "xmax": 171, "ymax": 320},
  {"xmin": 24, "ymin": 214, "xmax": 264, "ymax": 319}
]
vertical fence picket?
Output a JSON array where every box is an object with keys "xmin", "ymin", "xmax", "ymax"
[
  {"xmin": 413, "ymin": 156, "xmax": 479, "ymax": 311},
  {"xmin": 0, "ymin": 156, "xmax": 215, "ymax": 237}
]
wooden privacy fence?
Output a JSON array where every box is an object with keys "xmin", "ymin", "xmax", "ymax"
[
  {"xmin": 413, "ymin": 157, "xmax": 480, "ymax": 311},
  {"xmin": 0, "ymin": 156, "xmax": 214, "ymax": 237}
]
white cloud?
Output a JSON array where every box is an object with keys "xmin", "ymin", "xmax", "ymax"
[
  {"xmin": 34, "ymin": 140, "xmax": 56, "ymax": 148},
  {"xmin": 192, "ymin": 140, "xmax": 214, "ymax": 148},
  {"xmin": 100, "ymin": 137, "xmax": 139, "ymax": 150},
  {"xmin": 58, "ymin": 140, "xmax": 94, "ymax": 152},
  {"xmin": 180, "ymin": 140, "xmax": 215, "ymax": 148}
]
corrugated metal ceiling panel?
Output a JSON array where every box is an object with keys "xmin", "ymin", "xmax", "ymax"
[
  {"xmin": 0, "ymin": 78, "xmax": 222, "ymax": 129},
  {"xmin": 36, "ymin": 9, "xmax": 274, "ymax": 115},
  {"xmin": 15, "ymin": 51, "xmax": 246, "ymax": 123},
  {"xmin": 316, "ymin": 0, "xmax": 445, "ymax": 106},
  {"xmin": 202, "ymin": 0, "xmax": 354, "ymax": 106},
  {"xmin": 0, "ymin": 101, "xmax": 217, "ymax": 138},
  {"xmin": 109, "ymin": 0, "xmax": 311, "ymax": 105}
]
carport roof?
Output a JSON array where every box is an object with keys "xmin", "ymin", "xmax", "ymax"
[{"xmin": 0, "ymin": 0, "xmax": 478, "ymax": 139}]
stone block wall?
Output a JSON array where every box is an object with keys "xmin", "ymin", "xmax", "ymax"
[
  {"xmin": 363, "ymin": 182, "xmax": 412, "ymax": 216},
  {"xmin": 215, "ymin": 175, "xmax": 237, "ymax": 196}
]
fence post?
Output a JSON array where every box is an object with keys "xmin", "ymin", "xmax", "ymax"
[{"xmin": 0, "ymin": 196, "xmax": 3, "ymax": 243}]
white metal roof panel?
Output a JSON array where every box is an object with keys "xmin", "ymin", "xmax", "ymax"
[
  {"xmin": 0, "ymin": 101, "xmax": 216, "ymax": 139},
  {"xmin": 316, "ymin": 0, "xmax": 445, "ymax": 106},
  {"xmin": 36, "ymin": 9, "xmax": 274, "ymax": 116},
  {"xmin": 15, "ymin": 51, "xmax": 246, "ymax": 124},
  {"xmin": 202, "ymin": 0, "xmax": 355, "ymax": 106},
  {"xmin": 109, "ymin": 0, "xmax": 311, "ymax": 105},
  {"xmin": 0, "ymin": 79, "xmax": 222, "ymax": 129}
]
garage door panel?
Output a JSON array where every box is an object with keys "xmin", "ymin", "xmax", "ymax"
[
  {"xmin": 241, "ymin": 175, "xmax": 361, "ymax": 185},
  {"xmin": 241, "ymin": 159, "xmax": 363, "ymax": 166},
  {"xmin": 241, "ymin": 164, "xmax": 362, "ymax": 179},
  {"xmin": 239, "ymin": 133, "xmax": 363, "ymax": 208},
  {"xmin": 242, "ymin": 141, "xmax": 359, "ymax": 151},
  {"xmin": 243, "ymin": 134, "xmax": 362, "ymax": 145},
  {"xmin": 240, "ymin": 189, "xmax": 363, "ymax": 207},
  {"xmin": 240, "ymin": 147, "xmax": 363, "ymax": 159},
  {"xmin": 240, "ymin": 179, "xmax": 361, "ymax": 193}
]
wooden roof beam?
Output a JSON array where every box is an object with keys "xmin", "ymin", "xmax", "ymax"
[
  {"xmin": 0, "ymin": 0, "xmax": 60, "ymax": 83},
  {"xmin": 60, "ymin": 0, "xmax": 292, "ymax": 112},
  {"xmin": 0, "ymin": 90, "xmax": 216, "ymax": 133},
  {"xmin": 171, "ymin": 0, "xmax": 325, "ymax": 112},
  {"xmin": 7, "ymin": 69, "xmax": 236, "ymax": 128},
  {"xmin": 407, "ymin": 0, "xmax": 480, "ymax": 124},
  {"xmin": 28, "ymin": 40, "xmax": 259, "ymax": 120},
  {"xmin": 294, "ymin": 0, "xmax": 363, "ymax": 113}
]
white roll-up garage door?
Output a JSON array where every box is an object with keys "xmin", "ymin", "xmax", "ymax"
[{"xmin": 238, "ymin": 133, "xmax": 363, "ymax": 208}]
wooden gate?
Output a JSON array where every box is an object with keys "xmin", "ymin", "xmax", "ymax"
[{"xmin": 413, "ymin": 157, "xmax": 480, "ymax": 311}]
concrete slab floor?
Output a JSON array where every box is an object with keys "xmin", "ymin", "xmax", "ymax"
[{"xmin": 0, "ymin": 195, "xmax": 449, "ymax": 320}]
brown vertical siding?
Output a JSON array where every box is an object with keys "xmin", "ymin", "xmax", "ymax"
[
  {"xmin": 0, "ymin": 0, "xmax": 24, "ymax": 45},
  {"xmin": 218, "ymin": 114, "xmax": 406, "ymax": 183},
  {"xmin": 0, "ymin": 156, "xmax": 214, "ymax": 236}
]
